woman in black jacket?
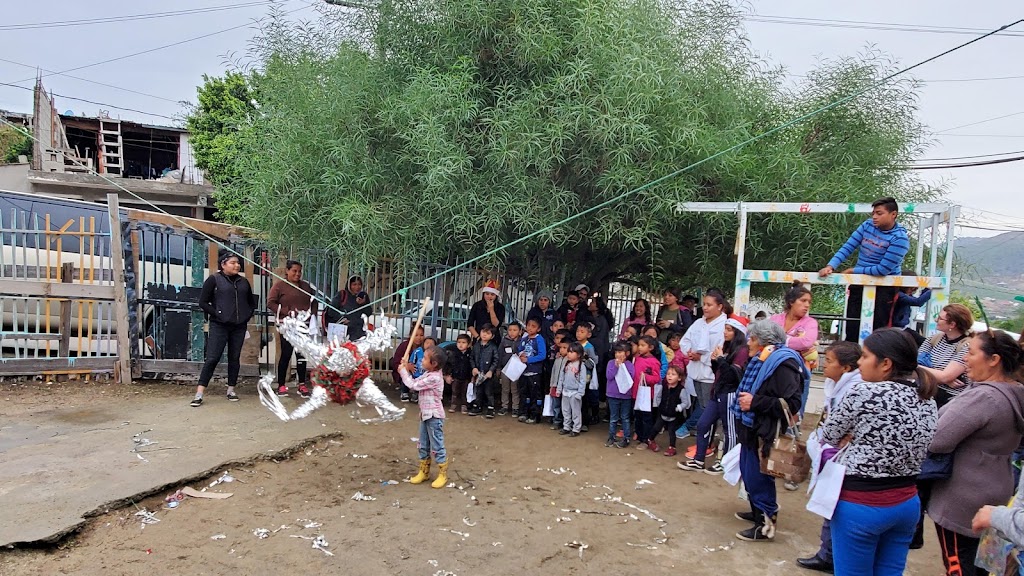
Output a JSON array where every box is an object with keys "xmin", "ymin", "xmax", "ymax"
[
  {"xmin": 190, "ymin": 252, "xmax": 257, "ymax": 407},
  {"xmin": 324, "ymin": 275, "xmax": 372, "ymax": 341},
  {"xmin": 732, "ymin": 320, "xmax": 806, "ymax": 542}
]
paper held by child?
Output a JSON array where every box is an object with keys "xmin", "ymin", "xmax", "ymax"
[
  {"xmin": 615, "ymin": 364, "xmax": 633, "ymax": 395},
  {"xmin": 502, "ymin": 355, "xmax": 527, "ymax": 381}
]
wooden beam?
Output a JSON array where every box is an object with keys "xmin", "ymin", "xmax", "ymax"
[
  {"xmin": 0, "ymin": 356, "xmax": 114, "ymax": 374},
  {"xmin": 107, "ymin": 193, "xmax": 133, "ymax": 384},
  {"xmin": 138, "ymin": 359, "xmax": 260, "ymax": 378},
  {"xmin": 124, "ymin": 208, "xmax": 252, "ymax": 241},
  {"xmin": 0, "ymin": 279, "xmax": 115, "ymax": 299}
]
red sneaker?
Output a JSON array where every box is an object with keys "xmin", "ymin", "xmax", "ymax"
[
  {"xmin": 648, "ymin": 440, "xmax": 659, "ymax": 452},
  {"xmin": 276, "ymin": 385, "xmax": 289, "ymax": 397},
  {"xmin": 664, "ymin": 447, "xmax": 677, "ymax": 457},
  {"xmin": 297, "ymin": 384, "xmax": 311, "ymax": 398},
  {"xmin": 685, "ymin": 445, "xmax": 715, "ymax": 459}
]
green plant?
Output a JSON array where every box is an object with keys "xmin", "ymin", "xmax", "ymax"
[{"xmin": 0, "ymin": 125, "xmax": 31, "ymax": 164}]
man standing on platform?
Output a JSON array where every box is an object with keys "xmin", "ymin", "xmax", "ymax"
[{"xmin": 818, "ymin": 197, "xmax": 910, "ymax": 342}]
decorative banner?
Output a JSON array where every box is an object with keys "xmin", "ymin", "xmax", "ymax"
[{"xmin": 258, "ymin": 311, "xmax": 404, "ymax": 424}]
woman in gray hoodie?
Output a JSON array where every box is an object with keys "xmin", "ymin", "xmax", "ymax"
[{"xmin": 928, "ymin": 330, "xmax": 1024, "ymax": 576}]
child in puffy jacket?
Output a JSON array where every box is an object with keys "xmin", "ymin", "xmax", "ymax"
[{"xmin": 647, "ymin": 366, "xmax": 687, "ymax": 456}]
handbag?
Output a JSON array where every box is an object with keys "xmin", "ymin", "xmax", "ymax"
[
  {"xmin": 806, "ymin": 447, "xmax": 847, "ymax": 520},
  {"xmin": 918, "ymin": 452, "xmax": 954, "ymax": 481},
  {"xmin": 760, "ymin": 398, "xmax": 811, "ymax": 484},
  {"xmin": 542, "ymin": 394, "xmax": 555, "ymax": 417},
  {"xmin": 635, "ymin": 374, "xmax": 653, "ymax": 412}
]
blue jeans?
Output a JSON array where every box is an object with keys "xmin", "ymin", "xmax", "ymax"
[
  {"xmin": 683, "ymin": 379, "xmax": 713, "ymax": 430},
  {"xmin": 831, "ymin": 496, "xmax": 919, "ymax": 576},
  {"xmin": 800, "ymin": 374, "xmax": 811, "ymax": 417},
  {"xmin": 816, "ymin": 519, "xmax": 833, "ymax": 563},
  {"xmin": 739, "ymin": 441, "xmax": 778, "ymax": 516},
  {"xmin": 607, "ymin": 397, "xmax": 632, "ymax": 442},
  {"xmin": 418, "ymin": 418, "xmax": 446, "ymax": 464}
]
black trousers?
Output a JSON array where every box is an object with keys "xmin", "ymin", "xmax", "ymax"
[
  {"xmin": 198, "ymin": 321, "xmax": 246, "ymax": 387},
  {"xmin": 276, "ymin": 333, "xmax": 307, "ymax": 386},
  {"xmin": 845, "ymin": 285, "xmax": 898, "ymax": 342},
  {"xmin": 936, "ymin": 524, "xmax": 982, "ymax": 576}
]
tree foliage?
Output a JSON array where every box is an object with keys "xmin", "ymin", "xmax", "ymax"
[
  {"xmin": 185, "ymin": 71, "xmax": 258, "ymax": 222},
  {"xmin": 0, "ymin": 124, "xmax": 31, "ymax": 164},
  {"xmin": 202, "ymin": 0, "xmax": 940, "ymax": 290}
]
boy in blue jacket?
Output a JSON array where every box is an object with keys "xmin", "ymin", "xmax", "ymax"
[
  {"xmin": 819, "ymin": 197, "xmax": 910, "ymax": 342},
  {"xmin": 517, "ymin": 317, "xmax": 548, "ymax": 424}
]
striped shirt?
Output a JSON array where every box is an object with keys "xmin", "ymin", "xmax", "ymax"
[
  {"xmin": 828, "ymin": 220, "xmax": 910, "ymax": 276},
  {"xmin": 399, "ymin": 367, "xmax": 446, "ymax": 421},
  {"xmin": 919, "ymin": 334, "xmax": 971, "ymax": 395}
]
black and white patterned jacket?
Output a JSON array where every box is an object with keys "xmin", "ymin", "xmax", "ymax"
[{"xmin": 821, "ymin": 380, "xmax": 938, "ymax": 479}]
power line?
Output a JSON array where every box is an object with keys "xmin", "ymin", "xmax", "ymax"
[
  {"xmin": 0, "ymin": 57, "xmax": 180, "ymax": 104},
  {"xmin": 909, "ymin": 149, "xmax": 1024, "ymax": 162},
  {"xmin": 0, "ymin": 81, "xmax": 177, "ymax": 121},
  {"xmin": 746, "ymin": 14, "xmax": 1024, "ymax": 38},
  {"xmin": 0, "ymin": 2, "xmax": 272, "ymax": 31},
  {"xmin": 904, "ymin": 154, "xmax": 1024, "ymax": 169},
  {"xmin": 936, "ymin": 110, "xmax": 1024, "ymax": 134},
  {"xmin": 6, "ymin": 3, "xmax": 314, "ymax": 86},
  {"xmin": 940, "ymin": 134, "xmax": 1024, "ymax": 138},
  {"xmin": 923, "ymin": 74, "xmax": 1024, "ymax": 83}
]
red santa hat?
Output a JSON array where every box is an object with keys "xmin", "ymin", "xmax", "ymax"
[
  {"xmin": 481, "ymin": 279, "xmax": 501, "ymax": 297},
  {"xmin": 726, "ymin": 314, "xmax": 749, "ymax": 335}
]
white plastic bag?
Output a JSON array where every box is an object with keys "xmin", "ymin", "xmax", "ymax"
[
  {"xmin": 653, "ymin": 383, "xmax": 663, "ymax": 408},
  {"xmin": 466, "ymin": 382, "xmax": 476, "ymax": 404},
  {"xmin": 542, "ymin": 395, "xmax": 555, "ymax": 417},
  {"xmin": 722, "ymin": 444, "xmax": 743, "ymax": 486},
  {"xmin": 807, "ymin": 454, "xmax": 846, "ymax": 520},
  {"xmin": 588, "ymin": 365, "xmax": 599, "ymax": 390},
  {"xmin": 615, "ymin": 364, "xmax": 633, "ymax": 395},
  {"xmin": 635, "ymin": 374, "xmax": 653, "ymax": 412},
  {"xmin": 502, "ymin": 355, "xmax": 527, "ymax": 381}
]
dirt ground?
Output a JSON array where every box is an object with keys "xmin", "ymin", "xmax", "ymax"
[{"xmin": 0, "ymin": 380, "xmax": 945, "ymax": 576}]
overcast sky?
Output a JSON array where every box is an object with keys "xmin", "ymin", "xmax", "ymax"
[{"xmin": 1, "ymin": 1, "xmax": 1021, "ymax": 237}]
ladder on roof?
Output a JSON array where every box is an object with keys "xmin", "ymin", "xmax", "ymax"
[{"xmin": 98, "ymin": 118, "xmax": 123, "ymax": 176}]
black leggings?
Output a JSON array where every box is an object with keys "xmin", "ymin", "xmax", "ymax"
[
  {"xmin": 649, "ymin": 415, "xmax": 683, "ymax": 447},
  {"xmin": 198, "ymin": 321, "xmax": 246, "ymax": 387},
  {"xmin": 277, "ymin": 333, "xmax": 307, "ymax": 386}
]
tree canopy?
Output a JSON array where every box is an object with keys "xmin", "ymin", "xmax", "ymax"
[{"xmin": 188, "ymin": 0, "xmax": 939, "ymax": 291}]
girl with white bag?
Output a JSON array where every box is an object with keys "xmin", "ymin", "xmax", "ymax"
[
  {"xmin": 632, "ymin": 336, "xmax": 662, "ymax": 449},
  {"xmin": 798, "ymin": 341, "xmax": 863, "ymax": 573}
]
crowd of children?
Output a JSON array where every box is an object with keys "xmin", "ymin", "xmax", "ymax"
[{"xmin": 388, "ymin": 287, "xmax": 767, "ymax": 476}]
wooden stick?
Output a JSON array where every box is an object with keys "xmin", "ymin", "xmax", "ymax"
[{"xmin": 401, "ymin": 297, "xmax": 431, "ymax": 366}]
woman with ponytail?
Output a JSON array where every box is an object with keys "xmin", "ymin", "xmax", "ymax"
[{"xmin": 820, "ymin": 329, "xmax": 938, "ymax": 576}]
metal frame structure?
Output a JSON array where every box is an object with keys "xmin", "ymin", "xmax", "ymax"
[{"xmin": 675, "ymin": 202, "xmax": 958, "ymax": 343}]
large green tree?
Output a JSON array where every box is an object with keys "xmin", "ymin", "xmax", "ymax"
[{"xmin": 195, "ymin": 0, "xmax": 939, "ymax": 291}]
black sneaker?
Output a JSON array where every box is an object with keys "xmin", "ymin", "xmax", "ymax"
[
  {"xmin": 497, "ymin": 409, "xmax": 507, "ymax": 416},
  {"xmin": 518, "ymin": 415, "xmax": 527, "ymax": 423},
  {"xmin": 400, "ymin": 392, "xmax": 410, "ymax": 402},
  {"xmin": 485, "ymin": 409, "xmax": 495, "ymax": 419},
  {"xmin": 580, "ymin": 425, "xmax": 589, "ymax": 433},
  {"xmin": 559, "ymin": 428, "xmax": 571, "ymax": 435},
  {"xmin": 569, "ymin": 431, "xmax": 579, "ymax": 437},
  {"xmin": 735, "ymin": 511, "xmax": 756, "ymax": 523},
  {"xmin": 605, "ymin": 438, "xmax": 616, "ymax": 447},
  {"xmin": 226, "ymin": 392, "xmax": 239, "ymax": 402},
  {"xmin": 190, "ymin": 396, "xmax": 203, "ymax": 407},
  {"xmin": 410, "ymin": 392, "xmax": 419, "ymax": 402},
  {"xmin": 525, "ymin": 417, "xmax": 537, "ymax": 424},
  {"xmin": 549, "ymin": 423, "xmax": 559, "ymax": 430},
  {"xmin": 616, "ymin": 440, "xmax": 629, "ymax": 449}
]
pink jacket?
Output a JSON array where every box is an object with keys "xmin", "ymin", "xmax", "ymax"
[
  {"xmin": 631, "ymin": 355, "xmax": 662, "ymax": 399},
  {"xmin": 770, "ymin": 313, "xmax": 818, "ymax": 353}
]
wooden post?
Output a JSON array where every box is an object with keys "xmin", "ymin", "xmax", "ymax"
[
  {"xmin": 107, "ymin": 194, "xmax": 133, "ymax": 383},
  {"xmin": 58, "ymin": 262, "xmax": 74, "ymax": 358}
]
